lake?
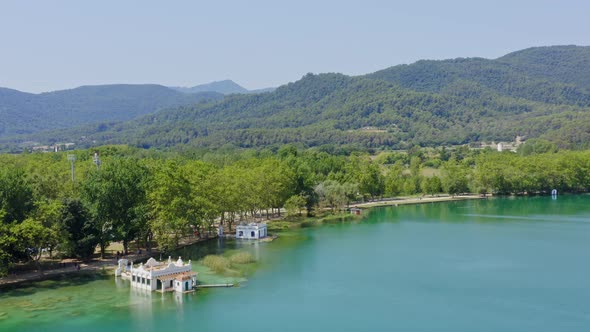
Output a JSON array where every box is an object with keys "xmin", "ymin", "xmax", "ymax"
[{"xmin": 1, "ymin": 196, "xmax": 589, "ymax": 331}]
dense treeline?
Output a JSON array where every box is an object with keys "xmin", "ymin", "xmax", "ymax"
[{"xmin": 1, "ymin": 144, "xmax": 589, "ymax": 276}]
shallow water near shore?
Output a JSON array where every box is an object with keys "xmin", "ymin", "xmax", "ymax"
[{"xmin": 1, "ymin": 195, "xmax": 589, "ymax": 331}]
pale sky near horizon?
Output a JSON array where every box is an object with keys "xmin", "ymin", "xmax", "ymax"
[{"xmin": 1, "ymin": 0, "xmax": 589, "ymax": 93}]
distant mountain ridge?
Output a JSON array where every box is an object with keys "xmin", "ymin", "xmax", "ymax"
[
  {"xmin": 170, "ymin": 80, "xmax": 249, "ymax": 94},
  {"xmin": 0, "ymin": 84, "xmax": 223, "ymax": 137},
  {"xmin": 0, "ymin": 78, "xmax": 276, "ymax": 138},
  {"xmin": 2, "ymin": 45, "xmax": 590, "ymax": 151},
  {"xmin": 170, "ymin": 79, "xmax": 275, "ymax": 95}
]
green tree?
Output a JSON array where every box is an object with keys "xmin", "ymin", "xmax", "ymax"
[
  {"xmin": 315, "ymin": 180, "xmax": 347, "ymax": 212},
  {"xmin": 285, "ymin": 195, "xmax": 307, "ymax": 217},
  {"xmin": 421, "ymin": 176, "xmax": 443, "ymax": 196},
  {"xmin": 12, "ymin": 218, "xmax": 57, "ymax": 273},
  {"xmin": 384, "ymin": 162, "xmax": 404, "ymax": 197},
  {"xmin": 441, "ymin": 160, "xmax": 471, "ymax": 196},
  {"xmin": 0, "ymin": 167, "xmax": 34, "ymax": 224},
  {"xmin": 82, "ymin": 158, "xmax": 149, "ymax": 257},
  {"xmin": 58, "ymin": 199, "xmax": 99, "ymax": 260},
  {"xmin": 0, "ymin": 209, "xmax": 16, "ymax": 276},
  {"xmin": 358, "ymin": 163, "xmax": 384, "ymax": 200},
  {"xmin": 148, "ymin": 161, "xmax": 194, "ymax": 252},
  {"xmin": 517, "ymin": 138, "xmax": 558, "ymax": 156}
]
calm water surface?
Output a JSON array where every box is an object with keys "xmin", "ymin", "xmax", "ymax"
[{"xmin": 1, "ymin": 196, "xmax": 589, "ymax": 331}]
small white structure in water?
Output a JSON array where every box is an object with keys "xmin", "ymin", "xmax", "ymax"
[
  {"xmin": 236, "ymin": 223, "xmax": 267, "ymax": 239},
  {"xmin": 116, "ymin": 256, "xmax": 197, "ymax": 293}
]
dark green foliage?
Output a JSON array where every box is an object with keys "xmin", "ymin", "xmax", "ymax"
[
  {"xmin": 58, "ymin": 199, "xmax": 99, "ymax": 260},
  {"xmin": 441, "ymin": 160, "xmax": 471, "ymax": 196},
  {"xmin": 0, "ymin": 167, "xmax": 34, "ymax": 223},
  {"xmin": 517, "ymin": 139, "xmax": 558, "ymax": 156},
  {"xmin": 497, "ymin": 46, "xmax": 590, "ymax": 92},
  {"xmin": 81, "ymin": 158, "xmax": 149, "ymax": 257}
]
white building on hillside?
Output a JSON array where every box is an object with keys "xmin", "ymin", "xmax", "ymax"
[{"xmin": 236, "ymin": 223, "xmax": 267, "ymax": 239}]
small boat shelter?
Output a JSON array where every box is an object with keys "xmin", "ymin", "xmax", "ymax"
[
  {"xmin": 350, "ymin": 207, "xmax": 362, "ymax": 215},
  {"xmin": 116, "ymin": 256, "xmax": 197, "ymax": 293},
  {"xmin": 236, "ymin": 223, "xmax": 267, "ymax": 239}
]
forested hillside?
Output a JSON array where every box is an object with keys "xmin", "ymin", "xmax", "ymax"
[
  {"xmin": 497, "ymin": 45, "xmax": 590, "ymax": 91},
  {"xmin": 3, "ymin": 45, "xmax": 590, "ymax": 151},
  {"xmin": 0, "ymin": 85, "xmax": 223, "ymax": 137},
  {"xmin": 367, "ymin": 50, "xmax": 590, "ymax": 107}
]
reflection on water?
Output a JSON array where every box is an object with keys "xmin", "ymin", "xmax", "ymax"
[{"xmin": 129, "ymin": 286, "xmax": 153, "ymax": 331}]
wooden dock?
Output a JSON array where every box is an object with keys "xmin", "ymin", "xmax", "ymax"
[{"xmin": 196, "ymin": 283, "xmax": 234, "ymax": 288}]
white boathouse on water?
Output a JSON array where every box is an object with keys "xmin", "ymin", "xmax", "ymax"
[
  {"xmin": 115, "ymin": 256, "xmax": 197, "ymax": 293},
  {"xmin": 236, "ymin": 223, "xmax": 267, "ymax": 239}
]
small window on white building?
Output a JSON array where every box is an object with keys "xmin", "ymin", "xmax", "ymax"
[{"xmin": 251, "ymin": 231, "xmax": 255, "ymax": 237}]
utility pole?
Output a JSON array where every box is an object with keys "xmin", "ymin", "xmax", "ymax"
[
  {"xmin": 67, "ymin": 154, "xmax": 76, "ymax": 182},
  {"xmin": 93, "ymin": 152, "xmax": 101, "ymax": 170}
]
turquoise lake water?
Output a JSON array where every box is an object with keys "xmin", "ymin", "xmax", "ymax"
[{"xmin": 1, "ymin": 196, "xmax": 589, "ymax": 331}]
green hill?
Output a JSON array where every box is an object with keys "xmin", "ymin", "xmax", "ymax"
[
  {"xmin": 0, "ymin": 84, "xmax": 223, "ymax": 137},
  {"xmin": 497, "ymin": 45, "xmax": 590, "ymax": 91},
  {"xmin": 3, "ymin": 45, "xmax": 590, "ymax": 151},
  {"xmin": 367, "ymin": 54, "xmax": 590, "ymax": 108}
]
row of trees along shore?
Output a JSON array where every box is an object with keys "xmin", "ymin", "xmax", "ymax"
[{"xmin": 1, "ymin": 141, "xmax": 590, "ymax": 276}]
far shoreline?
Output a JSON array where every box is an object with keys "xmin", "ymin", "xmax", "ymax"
[{"xmin": 352, "ymin": 194, "xmax": 486, "ymax": 209}]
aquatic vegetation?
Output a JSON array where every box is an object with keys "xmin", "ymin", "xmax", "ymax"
[
  {"xmin": 201, "ymin": 251, "xmax": 257, "ymax": 276},
  {"xmin": 266, "ymin": 221, "xmax": 293, "ymax": 232},
  {"xmin": 202, "ymin": 255, "xmax": 230, "ymax": 273},
  {"xmin": 229, "ymin": 252, "xmax": 255, "ymax": 264}
]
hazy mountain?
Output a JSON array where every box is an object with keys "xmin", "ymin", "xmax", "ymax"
[
  {"xmin": 171, "ymin": 80, "xmax": 248, "ymax": 95},
  {"xmin": 3, "ymin": 45, "xmax": 590, "ymax": 151},
  {"xmin": 170, "ymin": 79, "xmax": 275, "ymax": 95},
  {"xmin": 0, "ymin": 84, "xmax": 223, "ymax": 137}
]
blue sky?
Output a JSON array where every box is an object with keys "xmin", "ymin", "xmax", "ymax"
[{"xmin": 1, "ymin": 0, "xmax": 588, "ymax": 93}]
